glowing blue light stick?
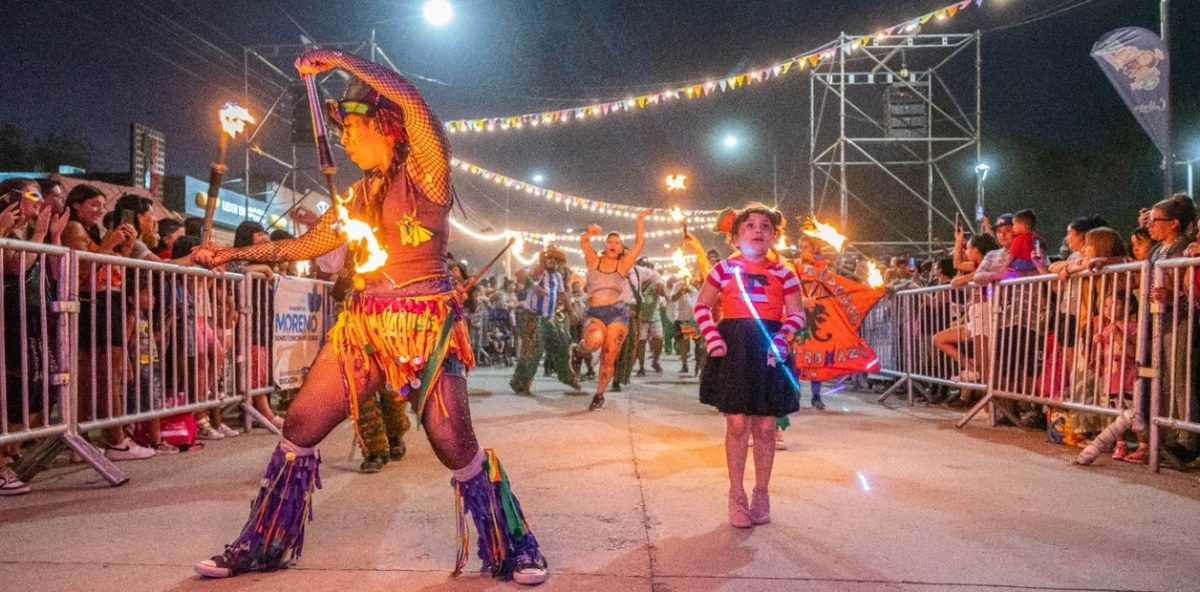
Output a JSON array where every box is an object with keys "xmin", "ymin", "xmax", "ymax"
[{"xmin": 731, "ymin": 266, "xmax": 803, "ymax": 392}]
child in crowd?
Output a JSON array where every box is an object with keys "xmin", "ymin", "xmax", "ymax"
[
  {"xmin": 171, "ymin": 236, "xmax": 238, "ymax": 441},
  {"xmin": 1092, "ymin": 290, "xmax": 1147, "ymax": 463},
  {"xmin": 125, "ymin": 270, "xmax": 178, "ymax": 455},
  {"xmin": 695, "ymin": 203, "xmax": 804, "ymax": 528},
  {"xmin": 1003, "ymin": 209, "xmax": 1048, "ymax": 276},
  {"xmin": 1130, "ymin": 227, "xmax": 1153, "ymax": 262}
]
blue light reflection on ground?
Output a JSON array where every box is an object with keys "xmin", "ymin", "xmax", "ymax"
[{"xmin": 856, "ymin": 470, "xmax": 872, "ymax": 492}]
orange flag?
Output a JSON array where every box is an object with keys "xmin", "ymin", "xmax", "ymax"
[{"xmin": 787, "ymin": 258, "xmax": 885, "ymax": 382}]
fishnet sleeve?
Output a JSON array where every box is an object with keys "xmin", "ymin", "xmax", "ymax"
[
  {"xmin": 218, "ymin": 208, "xmax": 344, "ymax": 265},
  {"xmin": 338, "ymin": 53, "xmax": 454, "ymax": 207}
]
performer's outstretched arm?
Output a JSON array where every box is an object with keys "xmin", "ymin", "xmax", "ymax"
[{"xmin": 197, "ymin": 209, "xmax": 344, "ymax": 267}]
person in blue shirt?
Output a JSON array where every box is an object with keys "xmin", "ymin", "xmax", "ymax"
[{"xmin": 510, "ymin": 247, "xmax": 579, "ymax": 394}]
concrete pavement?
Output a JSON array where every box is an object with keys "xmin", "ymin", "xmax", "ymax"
[{"xmin": 2, "ymin": 356, "xmax": 1198, "ymax": 592}]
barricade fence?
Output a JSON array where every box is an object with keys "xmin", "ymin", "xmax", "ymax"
[
  {"xmin": 866, "ymin": 258, "xmax": 1200, "ymax": 473},
  {"xmin": 0, "ymin": 237, "xmax": 331, "ymax": 486}
]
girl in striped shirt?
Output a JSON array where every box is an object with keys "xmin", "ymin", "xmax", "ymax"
[{"xmin": 694, "ymin": 204, "xmax": 804, "ymax": 528}]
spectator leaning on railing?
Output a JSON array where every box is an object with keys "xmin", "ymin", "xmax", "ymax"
[
  {"xmin": 0, "ymin": 177, "xmax": 70, "ymax": 495},
  {"xmin": 61, "ymin": 183, "xmax": 156, "ymax": 461}
]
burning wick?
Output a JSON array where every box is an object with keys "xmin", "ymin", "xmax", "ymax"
[
  {"xmin": 219, "ymin": 102, "xmax": 255, "ymax": 138},
  {"xmin": 665, "ymin": 174, "xmax": 687, "ymax": 191},
  {"xmin": 335, "ymin": 188, "xmax": 388, "ymax": 273},
  {"xmin": 801, "ymin": 218, "xmax": 847, "ymax": 253},
  {"xmin": 866, "ymin": 260, "xmax": 884, "ymax": 289},
  {"xmin": 671, "ymin": 248, "xmax": 692, "ymax": 281},
  {"xmin": 669, "ymin": 206, "xmax": 687, "ymax": 235}
]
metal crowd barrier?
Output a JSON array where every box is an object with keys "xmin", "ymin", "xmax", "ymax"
[
  {"xmin": 872, "ymin": 283, "xmax": 990, "ymax": 405},
  {"xmin": 0, "ymin": 237, "xmax": 342, "ymax": 486},
  {"xmin": 1147, "ymin": 257, "xmax": 1200, "ymax": 472},
  {"xmin": 1, "ymin": 238, "xmax": 71, "ymax": 448},
  {"xmin": 866, "ymin": 258, "xmax": 1200, "ymax": 473}
]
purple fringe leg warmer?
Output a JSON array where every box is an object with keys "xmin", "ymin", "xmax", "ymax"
[
  {"xmin": 220, "ymin": 442, "xmax": 322, "ymax": 575},
  {"xmin": 453, "ymin": 448, "xmax": 542, "ymax": 579}
]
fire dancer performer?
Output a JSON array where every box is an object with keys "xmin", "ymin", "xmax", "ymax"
[
  {"xmin": 570, "ymin": 213, "xmax": 651, "ymax": 410},
  {"xmin": 694, "ymin": 204, "xmax": 804, "ymax": 528},
  {"xmin": 190, "ymin": 49, "xmax": 547, "ymax": 584}
]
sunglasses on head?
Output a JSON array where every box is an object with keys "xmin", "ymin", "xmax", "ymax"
[
  {"xmin": 337, "ymin": 100, "xmax": 375, "ymax": 120},
  {"xmin": 6, "ymin": 189, "xmax": 41, "ymax": 203}
]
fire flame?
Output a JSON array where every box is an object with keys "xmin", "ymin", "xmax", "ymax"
[
  {"xmin": 671, "ymin": 248, "xmax": 693, "ymax": 280},
  {"xmin": 335, "ymin": 188, "xmax": 388, "ymax": 273},
  {"xmin": 665, "ymin": 174, "xmax": 687, "ymax": 191},
  {"xmin": 669, "ymin": 206, "xmax": 685, "ymax": 223},
  {"xmin": 867, "ymin": 260, "xmax": 884, "ymax": 289},
  {"xmin": 219, "ymin": 102, "xmax": 255, "ymax": 138},
  {"xmin": 801, "ymin": 218, "xmax": 847, "ymax": 253}
]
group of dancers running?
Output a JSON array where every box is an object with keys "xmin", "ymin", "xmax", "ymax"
[{"xmin": 187, "ymin": 49, "xmax": 876, "ymax": 585}]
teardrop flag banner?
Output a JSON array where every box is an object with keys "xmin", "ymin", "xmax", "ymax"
[{"xmin": 1091, "ymin": 27, "xmax": 1171, "ymax": 158}]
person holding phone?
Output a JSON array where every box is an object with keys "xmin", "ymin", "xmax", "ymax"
[{"xmin": 61, "ymin": 185, "xmax": 156, "ymax": 461}]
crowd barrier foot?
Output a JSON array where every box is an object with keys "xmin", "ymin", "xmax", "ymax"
[
  {"xmin": 64, "ymin": 432, "xmax": 128, "ymax": 487},
  {"xmin": 956, "ymin": 392, "xmax": 994, "ymax": 429},
  {"xmin": 877, "ymin": 377, "xmax": 908, "ymax": 406},
  {"xmin": 12, "ymin": 436, "xmax": 69, "ymax": 483},
  {"xmin": 239, "ymin": 402, "xmax": 281, "ymax": 436}
]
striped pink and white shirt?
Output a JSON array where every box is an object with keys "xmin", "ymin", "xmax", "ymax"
[{"xmin": 705, "ymin": 256, "xmax": 800, "ymax": 321}]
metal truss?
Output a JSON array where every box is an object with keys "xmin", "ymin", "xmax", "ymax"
[{"xmin": 809, "ymin": 32, "xmax": 981, "ymax": 256}]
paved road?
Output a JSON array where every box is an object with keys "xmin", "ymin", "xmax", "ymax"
[{"xmin": 2, "ymin": 357, "xmax": 1198, "ymax": 591}]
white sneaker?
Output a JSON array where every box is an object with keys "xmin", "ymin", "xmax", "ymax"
[
  {"xmin": 154, "ymin": 442, "xmax": 181, "ymax": 455},
  {"xmin": 216, "ymin": 424, "xmax": 240, "ymax": 438},
  {"xmin": 0, "ymin": 466, "xmax": 30, "ymax": 495},
  {"xmin": 104, "ymin": 440, "xmax": 156, "ymax": 461},
  {"xmin": 197, "ymin": 421, "xmax": 225, "ymax": 440}
]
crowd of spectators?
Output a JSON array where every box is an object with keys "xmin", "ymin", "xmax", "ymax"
[
  {"xmin": 884, "ymin": 194, "xmax": 1200, "ymax": 470},
  {"xmin": 0, "ymin": 179, "xmax": 295, "ymax": 495}
]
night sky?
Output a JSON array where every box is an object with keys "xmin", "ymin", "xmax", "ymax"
[{"xmin": 2, "ymin": 0, "xmax": 1197, "ymax": 261}]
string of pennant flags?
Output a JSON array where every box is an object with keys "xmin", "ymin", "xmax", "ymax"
[
  {"xmin": 443, "ymin": 0, "xmax": 986, "ymax": 134},
  {"xmin": 451, "ymin": 157, "xmax": 722, "ymax": 224}
]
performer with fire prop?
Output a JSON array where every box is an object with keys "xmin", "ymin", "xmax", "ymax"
[
  {"xmin": 787, "ymin": 217, "xmax": 885, "ymax": 393},
  {"xmin": 191, "ymin": 49, "xmax": 547, "ymax": 584}
]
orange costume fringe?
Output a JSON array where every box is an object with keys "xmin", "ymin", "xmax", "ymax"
[{"xmin": 330, "ymin": 290, "xmax": 475, "ymax": 435}]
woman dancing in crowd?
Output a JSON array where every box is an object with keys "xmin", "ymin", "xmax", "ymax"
[
  {"xmin": 571, "ymin": 211, "xmax": 651, "ymax": 410},
  {"xmin": 694, "ymin": 204, "xmax": 804, "ymax": 528},
  {"xmin": 190, "ymin": 49, "xmax": 547, "ymax": 584}
]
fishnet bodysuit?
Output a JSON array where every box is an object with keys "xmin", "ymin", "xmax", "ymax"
[{"xmin": 213, "ymin": 60, "xmax": 479, "ymax": 471}]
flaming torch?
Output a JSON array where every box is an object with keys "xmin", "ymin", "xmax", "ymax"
[
  {"xmin": 334, "ymin": 187, "xmax": 388, "ymax": 273},
  {"xmin": 866, "ymin": 260, "xmax": 885, "ymax": 289},
  {"xmin": 801, "ymin": 218, "xmax": 847, "ymax": 253},
  {"xmin": 201, "ymin": 102, "xmax": 255, "ymax": 245},
  {"xmin": 669, "ymin": 206, "xmax": 687, "ymax": 236},
  {"xmin": 671, "ymin": 248, "xmax": 693, "ymax": 281}
]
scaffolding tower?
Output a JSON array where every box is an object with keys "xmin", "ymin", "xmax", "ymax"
[{"xmin": 809, "ymin": 32, "xmax": 981, "ymax": 256}]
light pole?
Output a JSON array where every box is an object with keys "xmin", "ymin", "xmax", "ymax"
[
  {"xmin": 974, "ymin": 163, "xmax": 990, "ymax": 224},
  {"xmin": 1178, "ymin": 157, "xmax": 1196, "ymax": 198}
]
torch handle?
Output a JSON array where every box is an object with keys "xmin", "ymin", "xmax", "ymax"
[
  {"xmin": 201, "ymin": 133, "xmax": 230, "ymax": 247},
  {"xmin": 304, "ymin": 74, "xmax": 338, "ymax": 179},
  {"xmin": 463, "ymin": 237, "xmax": 516, "ymax": 294}
]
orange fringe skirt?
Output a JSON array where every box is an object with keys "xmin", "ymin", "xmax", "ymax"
[{"xmin": 329, "ymin": 289, "xmax": 474, "ymax": 433}]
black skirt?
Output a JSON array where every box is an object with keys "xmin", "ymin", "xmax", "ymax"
[{"xmin": 699, "ymin": 318, "xmax": 799, "ymax": 416}]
